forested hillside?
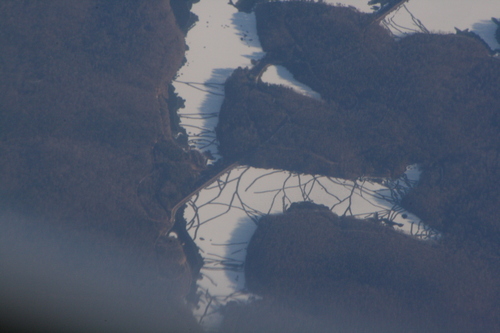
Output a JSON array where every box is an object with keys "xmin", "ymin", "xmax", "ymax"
[
  {"xmin": 217, "ymin": 1, "xmax": 500, "ymax": 249},
  {"xmin": 231, "ymin": 204, "xmax": 500, "ymax": 333},
  {"xmin": 217, "ymin": 2, "xmax": 500, "ymax": 331},
  {"xmin": 0, "ymin": 1, "xmax": 203, "ymax": 331},
  {"xmin": 494, "ymin": 17, "xmax": 500, "ymax": 44}
]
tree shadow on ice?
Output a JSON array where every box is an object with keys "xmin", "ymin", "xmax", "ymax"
[
  {"xmin": 360, "ymin": 166, "xmax": 441, "ymax": 240},
  {"xmin": 190, "ymin": 67, "xmax": 233, "ymax": 154},
  {"xmin": 230, "ymin": 10, "xmax": 265, "ymax": 55},
  {"xmin": 223, "ymin": 215, "xmax": 258, "ymax": 291},
  {"xmin": 185, "ymin": 8, "xmax": 264, "ymax": 155}
]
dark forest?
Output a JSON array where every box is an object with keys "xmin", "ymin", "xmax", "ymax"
[
  {"xmin": 217, "ymin": 2, "xmax": 500, "ymax": 332},
  {"xmin": 1, "ymin": 0, "xmax": 499, "ymax": 332},
  {"xmin": 233, "ymin": 203, "xmax": 499, "ymax": 332},
  {"xmin": 217, "ymin": 1, "xmax": 500, "ymax": 247},
  {"xmin": 0, "ymin": 1, "xmax": 204, "ymax": 332}
]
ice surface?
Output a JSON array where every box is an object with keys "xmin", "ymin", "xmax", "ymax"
[
  {"xmin": 260, "ymin": 65, "xmax": 322, "ymax": 99},
  {"xmin": 172, "ymin": 1, "xmax": 265, "ymax": 158},
  {"xmin": 326, "ymin": 0, "xmax": 500, "ymax": 49},
  {"xmin": 171, "ymin": 0, "xmax": 498, "ymax": 330},
  {"xmin": 185, "ymin": 164, "xmax": 438, "ymax": 329},
  {"xmin": 174, "ymin": 0, "xmax": 499, "ymax": 159}
]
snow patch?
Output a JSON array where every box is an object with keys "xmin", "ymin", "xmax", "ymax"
[{"xmin": 260, "ymin": 65, "xmax": 322, "ymax": 100}]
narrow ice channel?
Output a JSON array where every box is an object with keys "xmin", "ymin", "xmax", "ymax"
[
  {"xmin": 171, "ymin": 0, "xmax": 499, "ymax": 331},
  {"xmin": 321, "ymin": 0, "xmax": 500, "ymax": 50},
  {"xmin": 172, "ymin": 1, "xmax": 264, "ymax": 159}
]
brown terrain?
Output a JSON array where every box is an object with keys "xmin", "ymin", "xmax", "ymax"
[
  {"xmin": 223, "ymin": 203, "xmax": 500, "ymax": 333},
  {"xmin": 0, "ymin": 1, "xmax": 203, "ymax": 332},
  {"xmin": 2, "ymin": 1, "xmax": 499, "ymax": 332},
  {"xmin": 217, "ymin": 2, "xmax": 500, "ymax": 332}
]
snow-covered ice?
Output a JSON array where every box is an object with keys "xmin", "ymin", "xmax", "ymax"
[
  {"xmin": 172, "ymin": 1, "xmax": 264, "ymax": 158},
  {"xmin": 171, "ymin": 0, "xmax": 499, "ymax": 330},
  {"xmin": 260, "ymin": 65, "xmax": 322, "ymax": 99},
  {"xmin": 325, "ymin": 0, "xmax": 500, "ymax": 50},
  {"xmin": 184, "ymin": 164, "xmax": 437, "ymax": 330},
  {"xmin": 174, "ymin": 0, "xmax": 499, "ymax": 161}
]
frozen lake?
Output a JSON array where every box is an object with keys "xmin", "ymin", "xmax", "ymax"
[
  {"xmin": 183, "ymin": 164, "xmax": 436, "ymax": 329},
  {"xmin": 324, "ymin": 0, "xmax": 500, "ymax": 50},
  {"xmin": 171, "ymin": 0, "xmax": 500, "ymax": 330},
  {"xmin": 173, "ymin": 0, "xmax": 499, "ymax": 158},
  {"xmin": 172, "ymin": 1, "xmax": 264, "ymax": 159}
]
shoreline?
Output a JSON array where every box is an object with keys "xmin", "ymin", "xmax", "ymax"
[{"xmin": 165, "ymin": 0, "xmax": 500, "ymax": 328}]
